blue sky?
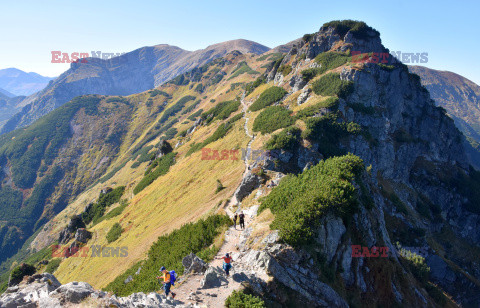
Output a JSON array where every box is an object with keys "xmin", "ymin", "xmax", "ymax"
[{"xmin": 1, "ymin": 0, "xmax": 479, "ymax": 84}]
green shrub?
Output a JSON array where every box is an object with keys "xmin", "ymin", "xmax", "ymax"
[
  {"xmin": 301, "ymin": 68, "xmax": 322, "ymax": 82},
  {"xmin": 45, "ymin": 259, "xmax": 61, "ymax": 274},
  {"xmin": 82, "ymin": 186, "xmax": 126, "ymax": 225},
  {"xmin": 159, "ymin": 95, "xmax": 196, "ymax": 124},
  {"xmin": 99, "ymin": 161, "xmax": 127, "ymax": 183},
  {"xmin": 311, "ymin": 73, "xmax": 354, "ymax": 98},
  {"xmin": 259, "ymin": 154, "xmax": 364, "ymax": 246},
  {"xmin": 265, "ymin": 126, "xmax": 301, "ymax": 151},
  {"xmin": 322, "ymin": 20, "xmax": 380, "ymax": 39},
  {"xmin": 106, "ymin": 223, "xmax": 123, "ymax": 243},
  {"xmin": 131, "ymin": 145, "xmax": 154, "ymax": 169},
  {"xmin": 378, "ymin": 63, "xmax": 395, "ymax": 71},
  {"xmin": 228, "ymin": 61, "xmax": 259, "ymax": 80},
  {"xmin": 187, "ymin": 109, "xmax": 203, "ymax": 121},
  {"xmin": 302, "ymin": 33, "xmax": 314, "ymax": 42},
  {"xmin": 256, "ymin": 53, "xmax": 283, "ymax": 62},
  {"xmin": 181, "ymin": 100, "xmax": 200, "ymax": 115},
  {"xmin": 253, "ymin": 106, "xmax": 294, "ymax": 134},
  {"xmin": 249, "ymin": 87, "xmax": 287, "ymax": 111},
  {"xmin": 134, "ymin": 152, "xmax": 176, "ymax": 195},
  {"xmin": 225, "ymin": 290, "xmax": 266, "ymax": 308},
  {"xmin": 202, "ymin": 100, "xmax": 240, "ymax": 124},
  {"xmin": 278, "ymin": 65, "xmax": 292, "ymax": 76},
  {"xmin": 216, "ymin": 179, "xmax": 225, "ymax": 193},
  {"xmin": 245, "ymin": 75, "xmax": 266, "ymax": 96},
  {"xmin": 9, "ymin": 263, "xmax": 36, "ymax": 285},
  {"xmin": 149, "ymin": 89, "xmax": 170, "ymax": 98},
  {"xmin": 399, "ymin": 248, "xmax": 430, "ymax": 283},
  {"xmin": 314, "ymin": 51, "xmax": 350, "ymax": 74},
  {"xmin": 164, "ymin": 127, "xmax": 178, "ymax": 140},
  {"xmin": 301, "ymin": 113, "xmax": 361, "ymax": 157},
  {"xmin": 95, "ymin": 200, "xmax": 129, "ymax": 224},
  {"xmin": 104, "ymin": 215, "xmax": 231, "ymax": 296},
  {"xmin": 295, "ymin": 98, "xmax": 339, "ymax": 119}
]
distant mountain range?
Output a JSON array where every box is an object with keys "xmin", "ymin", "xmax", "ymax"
[
  {"xmin": 0, "ymin": 68, "xmax": 55, "ymax": 96},
  {"xmin": 0, "ymin": 39, "xmax": 270, "ymax": 134},
  {"xmin": 0, "ymin": 87, "xmax": 14, "ymax": 98}
]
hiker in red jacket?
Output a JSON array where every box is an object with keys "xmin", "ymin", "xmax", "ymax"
[{"xmin": 216, "ymin": 253, "xmax": 233, "ymax": 276}]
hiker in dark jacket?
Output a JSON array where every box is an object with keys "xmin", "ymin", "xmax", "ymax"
[
  {"xmin": 239, "ymin": 212, "xmax": 245, "ymax": 230},
  {"xmin": 156, "ymin": 266, "xmax": 176, "ymax": 299},
  {"xmin": 233, "ymin": 213, "xmax": 238, "ymax": 229}
]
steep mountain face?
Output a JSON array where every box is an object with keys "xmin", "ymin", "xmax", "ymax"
[
  {"xmin": 409, "ymin": 65, "xmax": 480, "ymax": 167},
  {"xmin": 1, "ymin": 21, "xmax": 480, "ymax": 307},
  {"xmin": 1, "ymin": 40, "xmax": 270, "ymax": 134},
  {"xmin": 0, "ymin": 68, "xmax": 55, "ymax": 96}
]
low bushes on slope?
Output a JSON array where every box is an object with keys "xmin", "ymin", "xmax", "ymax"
[
  {"xmin": 106, "ymin": 223, "xmax": 123, "ymax": 243},
  {"xmin": 133, "ymin": 152, "xmax": 176, "ymax": 195},
  {"xmin": 322, "ymin": 20, "xmax": 380, "ymax": 39},
  {"xmin": 228, "ymin": 61, "xmax": 259, "ymax": 80},
  {"xmin": 201, "ymin": 100, "xmax": 241, "ymax": 124},
  {"xmin": 159, "ymin": 95, "xmax": 196, "ymax": 123},
  {"xmin": 302, "ymin": 113, "xmax": 361, "ymax": 158},
  {"xmin": 259, "ymin": 154, "xmax": 364, "ymax": 246},
  {"xmin": 82, "ymin": 186, "xmax": 126, "ymax": 225},
  {"xmin": 245, "ymin": 75, "xmax": 266, "ymax": 96},
  {"xmin": 311, "ymin": 73, "xmax": 354, "ymax": 98},
  {"xmin": 265, "ymin": 126, "xmax": 301, "ymax": 151},
  {"xmin": 45, "ymin": 258, "xmax": 61, "ymax": 274},
  {"xmin": 104, "ymin": 215, "xmax": 231, "ymax": 296},
  {"xmin": 253, "ymin": 106, "xmax": 294, "ymax": 134},
  {"xmin": 249, "ymin": 86, "xmax": 287, "ymax": 111},
  {"xmin": 295, "ymin": 97, "xmax": 339, "ymax": 119},
  {"xmin": 314, "ymin": 52, "xmax": 350, "ymax": 74},
  {"xmin": 225, "ymin": 290, "xmax": 266, "ymax": 308},
  {"xmin": 186, "ymin": 115, "xmax": 242, "ymax": 156}
]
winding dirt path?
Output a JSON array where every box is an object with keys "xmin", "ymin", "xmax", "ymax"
[{"xmin": 171, "ymin": 93, "xmax": 257, "ymax": 307}]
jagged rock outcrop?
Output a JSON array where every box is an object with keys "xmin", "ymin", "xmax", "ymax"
[
  {"xmin": 233, "ymin": 172, "xmax": 261, "ymax": 202},
  {"xmin": 200, "ymin": 267, "xmax": 226, "ymax": 289},
  {"xmin": 182, "ymin": 253, "xmax": 208, "ymax": 274},
  {"xmin": 58, "ymin": 215, "xmax": 86, "ymax": 244}
]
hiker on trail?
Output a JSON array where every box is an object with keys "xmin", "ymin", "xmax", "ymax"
[
  {"xmin": 239, "ymin": 211, "xmax": 245, "ymax": 230},
  {"xmin": 156, "ymin": 266, "xmax": 176, "ymax": 299},
  {"xmin": 216, "ymin": 253, "xmax": 233, "ymax": 277},
  {"xmin": 233, "ymin": 213, "xmax": 238, "ymax": 229}
]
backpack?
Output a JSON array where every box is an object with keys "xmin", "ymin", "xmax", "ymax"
[{"xmin": 169, "ymin": 270, "xmax": 176, "ymax": 285}]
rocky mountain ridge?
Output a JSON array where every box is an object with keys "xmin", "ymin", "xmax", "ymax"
[
  {"xmin": 1, "ymin": 40, "xmax": 270, "ymax": 134},
  {"xmin": 1, "ymin": 20, "xmax": 480, "ymax": 307}
]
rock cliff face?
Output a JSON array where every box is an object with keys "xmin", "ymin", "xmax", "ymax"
[
  {"xmin": 249, "ymin": 22, "xmax": 480, "ymax": 306},
  {"xmin": 409, "ymin": 65, "xmax": 480, "ymax": 168},
  {"xmin": 1, "ymin": 40, "xmax": 270, "ymax": 134}
]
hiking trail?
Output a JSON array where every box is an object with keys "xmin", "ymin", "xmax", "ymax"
[{"xmin": 172, "ymin": 93, "xmax": 260, "ymax": 307}]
